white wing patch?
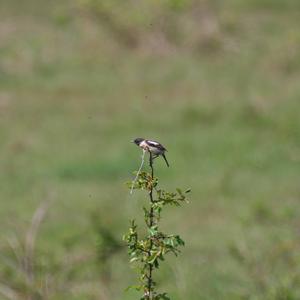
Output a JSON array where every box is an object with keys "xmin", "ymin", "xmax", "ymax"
[{"xmin": 146, "ymin": 140, "xmax": 159, "ymax": 147}]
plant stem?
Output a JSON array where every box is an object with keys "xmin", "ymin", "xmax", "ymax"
[
  {"xmin": 146, "ymin": 152, "xmax": 154, "ymax": 299},
  {"xmin": 130, "ymin": 149, "xmax": 146, "ymax": 194}
]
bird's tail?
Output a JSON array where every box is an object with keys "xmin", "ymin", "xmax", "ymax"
[{"xmin": 162, "ymin": 153, "xmax": 169, "ymax": 167}]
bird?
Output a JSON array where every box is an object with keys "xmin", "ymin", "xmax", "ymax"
[{"xmin": 133, "ymin": 138, "xmax": 169, "ymax": 167}]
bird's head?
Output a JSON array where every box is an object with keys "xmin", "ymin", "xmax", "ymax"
[{"xmin": 132, "ymin": 138, "xmax": 144, "ymax": 146}]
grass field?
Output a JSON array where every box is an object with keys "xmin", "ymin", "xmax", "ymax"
[{"xmin": 1, "ymin": 0, "xmax": 300, "ymax": 299}]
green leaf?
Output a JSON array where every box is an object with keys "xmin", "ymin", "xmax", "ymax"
[
  {"xmin": 147, "ymin": 253, "xmax": 157, "ymax": 264},
  {"xmin": 158, "ymin": 253, "xmax": 165, "ymax": 261},
  {"xmin": 155, "ymin": 292, "xmax": 171, "ymax": 300},
  {"xmin": 148, "ymin": 225, "xmax": 158, "ymax": 236},
  {"xmin": 130, "ymin": 256, "xmax": 139, "ymax": 263},
  {"xmin": 176, "ymin": 188, "xmax": 182, "ymax": 194},
  {"xmin": 125, "ymin": 285, "xmax": 142, "ymax": 292}
]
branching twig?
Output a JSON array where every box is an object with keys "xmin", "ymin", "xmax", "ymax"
[
  {"xmin": 130, "ymin": 149, "xmax": 146, "ymax": 194},
  {"xmin": 124, "ymin": 148, "xmax": 189, "ymax": 299}
]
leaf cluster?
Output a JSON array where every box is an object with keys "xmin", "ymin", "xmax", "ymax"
[{"xmin": 124, "ymin": 171, "xmax": 190, "ymax": 299}]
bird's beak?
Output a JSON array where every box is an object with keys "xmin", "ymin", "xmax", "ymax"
[{"xmin": 131, "ymin": 140, "xmax": 134, "ymax": 143}]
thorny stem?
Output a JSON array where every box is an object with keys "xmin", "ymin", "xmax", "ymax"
[{"xmin": 146, "ymin": 152, "xmax": 154, "ymax": 299}]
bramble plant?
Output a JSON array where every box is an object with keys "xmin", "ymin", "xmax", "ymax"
[{"xmin": 124, "ymin": 153, "xmax": 190, "ymax": 299}]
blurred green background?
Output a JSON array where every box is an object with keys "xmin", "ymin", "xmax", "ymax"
[{"xmin": 1, "ymin": 0, "xmax": 300, "ymax": 299}]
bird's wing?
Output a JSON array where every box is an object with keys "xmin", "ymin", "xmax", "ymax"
[{"xmin": 146, "ymin": 140, "xmax": 167, "ymax": 151}]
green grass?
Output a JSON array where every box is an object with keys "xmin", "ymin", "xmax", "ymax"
[{"xmin": 0, "ymin": 0, "xmax": 300, "ymax": 299}]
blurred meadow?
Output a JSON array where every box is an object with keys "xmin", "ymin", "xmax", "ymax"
[{"xmin": 1, "ymin": 0, "xmax": 300, "ymax": 299}]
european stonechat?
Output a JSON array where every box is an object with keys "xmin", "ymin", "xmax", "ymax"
[{"xmin": 133, "ymin": 138, "xmax": 169, "ymax": 167}]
